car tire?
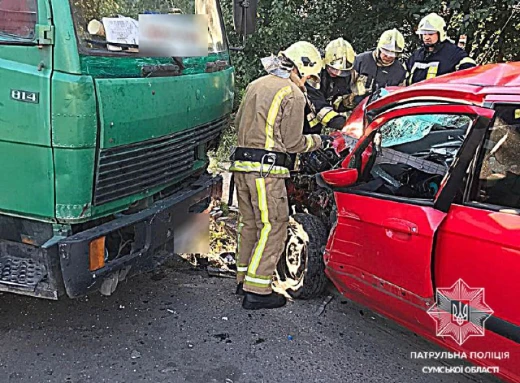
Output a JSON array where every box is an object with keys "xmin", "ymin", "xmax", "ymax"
[{"xmin": 274, "ymin": 213, "xmax": 329, "ymax": 299}]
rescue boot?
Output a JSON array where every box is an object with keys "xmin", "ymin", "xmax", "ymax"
[
  {"xmin": 242, "ymin": 291, "xmax": 287, "ymax": 310},
  {"xmin": 236, "ymin": 282, "xmax": 245, "ymax": 296}
]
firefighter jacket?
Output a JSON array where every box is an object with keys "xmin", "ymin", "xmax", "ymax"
[
  {"xmin": 321, "ymin": 69, "xmax": 353, "ymax": 107},
  {"xmin": 303, "ymin": 85, "xmax": 345, "ymax": 134},
  {"xmin": 351, "ymin": 50, "xmax": 407, "ymax": 103},
  {"xmin": 230, "ymin": 74, "xmax": 322, "ymax": 178},
  {"xmin": 406, "ymin": 40, "xmax": 476, "ymax": 85},
  {"xmin": 303, "ymin": 70, "xmax": 352, "ymax": 134}
]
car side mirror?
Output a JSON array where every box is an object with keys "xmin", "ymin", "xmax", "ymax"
[
  {"xmin": 231, "ymin": 0, "xmax": 258, "ymax": 51},
  {"xmin": 319, "ymin": 168, "xmax": 359, "ymax": 188}
]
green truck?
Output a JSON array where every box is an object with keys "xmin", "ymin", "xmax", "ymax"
[{"xmin": 0, "ymin": 0, "xmax": 255, "ymax": 299}]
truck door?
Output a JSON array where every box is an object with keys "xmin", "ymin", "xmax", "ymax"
[
  {"xmin": 330, "ymin": 104, "xmax": 494, "ymax": 316},
  {"xmin": 0, "ymin": 0, "xmax": 54, "ymax": 218}
]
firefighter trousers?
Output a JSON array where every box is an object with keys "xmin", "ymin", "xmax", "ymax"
[{"xmin": 234, "ymin": 172, "xmax": 289, "ymax": 295}]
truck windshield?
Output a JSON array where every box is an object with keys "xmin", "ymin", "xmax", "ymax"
[{"xmin": 69, "ymin": 0, "xmax": 227, "ymax": 56}]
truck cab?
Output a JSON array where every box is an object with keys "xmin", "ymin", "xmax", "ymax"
[{"xmin": 0, "ymin": 0, "xmax": 234, "ymax": 299}]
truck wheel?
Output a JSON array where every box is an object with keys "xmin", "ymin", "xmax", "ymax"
[{"xmin": 275, "ymin": 213, "xmax": 329, "ymax": 299}]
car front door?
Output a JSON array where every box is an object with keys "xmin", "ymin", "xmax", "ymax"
[{"xmin": 327, "ymin": 104, "xmax": 495, "ymax": 323}]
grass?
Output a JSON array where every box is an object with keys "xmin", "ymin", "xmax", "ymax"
[{"xmin": 208, "ymin": 113, "xmax": 237, "ymax": 169}]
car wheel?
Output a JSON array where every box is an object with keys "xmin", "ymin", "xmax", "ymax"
[{"xmin": 274, "ymin": 213, "xmax": 329, "ymax": 299}]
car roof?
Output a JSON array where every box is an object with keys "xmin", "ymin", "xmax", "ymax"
[
  {"xmin": 366, "ymin": 62, "xmax": 520, "ymax": 114},
  {"xmin": 418, "ymin": 62, "xmax": 520, "ymax": 88}
]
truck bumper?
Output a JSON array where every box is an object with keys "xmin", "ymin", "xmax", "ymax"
[{"xmin": 58, "ymin": 173, "xmax": 222, "ymax": 298}]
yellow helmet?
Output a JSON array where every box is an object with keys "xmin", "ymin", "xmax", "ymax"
[
  {"xmin": 324, "ymin": 38, "xmax": 356, "ymax": 77},
  {"xmin": 377, "ymin": 29, "xmax": 405, "ymax": 57},
  {"xmin": 279, "ymin": 41, "xmax": 323, "ymax": 81},
  {"xmin": 416, "ymin": 13, "xmax": 447, "ymax": 42}
]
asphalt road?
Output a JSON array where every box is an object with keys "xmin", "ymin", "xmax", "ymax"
[{"xmin": 0, "ymin": 256, "xmax": 504, "ymax": 383}]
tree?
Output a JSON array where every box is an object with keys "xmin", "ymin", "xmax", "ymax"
[{"xmin": 222, "ymin": 0, "xmax": 520, "ymax": 107}]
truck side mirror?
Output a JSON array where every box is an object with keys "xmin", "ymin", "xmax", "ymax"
[{"xmin": 231, "ymin": 0, "xmax": 258, "ymax": 50}]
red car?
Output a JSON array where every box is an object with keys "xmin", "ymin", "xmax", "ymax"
[{"xmin": 280, "ymin": 63, "xmax": 520, "ymax": 382}]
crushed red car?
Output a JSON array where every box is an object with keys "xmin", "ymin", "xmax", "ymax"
[{"xmin": 278, "ymin": 62, "xmax": 520, "ymax": 382}]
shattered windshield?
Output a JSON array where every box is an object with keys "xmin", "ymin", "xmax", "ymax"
[
  {"xmin": 70, "ymin": 0, "xmax": 227, "ymax": 56},
  {"xmin": 380, "ymin": 114, "xmax": 471, "ymax": 147}
]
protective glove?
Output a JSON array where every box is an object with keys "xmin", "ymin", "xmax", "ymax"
[
  {"xmin": 320, "ymin": 135, "xmax": 334, "ymax": 150},
  {"xmin": 333, "ymin": 94, "xmax": 357, "ymax": 111},
  {"xmin": 343, "ymin": 93, "xmax": 357, "ymax": 109},
  {"xmin": 332, "ymin": 95, "xmax": 346, "ymax": 111},
  {"xmin": 352, "ymin": 76, "xmax": 368, "ymax": 96}
]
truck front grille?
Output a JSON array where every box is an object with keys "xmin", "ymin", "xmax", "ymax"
[{"xmin": 93, "ymin": 117, "xmax": 227, "ymax": 205}]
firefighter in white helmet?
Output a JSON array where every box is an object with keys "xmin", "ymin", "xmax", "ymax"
[
  {"xmin": 230, "ymin": 41, "xmax": 331, "ymax": 310},
  {"xmin": 304, "ymin": 38, "xmax": 356, "ymax": 133},
  {"xmin": 350, "ymin": 29, "xmax": 407, "ymax": 106},
  {"xmin": 407, "ymin": 13, "xmax": 476, "ymax": 85}
]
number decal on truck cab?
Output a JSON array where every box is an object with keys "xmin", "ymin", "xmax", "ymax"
[{"xmin": 10, "ymin": 89, "xmax": 39, "ymax": 104}]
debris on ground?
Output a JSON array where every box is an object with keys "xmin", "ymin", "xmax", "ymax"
[
  {"xmin": 209, "ymin": 201, "xmax": 238, "ymax": 257},
  {"xmin": 213, "ymin": 333, "xmax": 229, "ymax": 342},
  {"xmin": 130, "ymin": 350, "xmax": 141, "ymax": 359},
  {"xmin": 178, "ymin": 198, "xmax": 240, "ymax": 278},
  {"xmin": 315, "ymin": 295, "xmax": 334, "ymax": 316},
  {"xmin": 207, "ymin": 266, "xmax": 236, "ymax": 279},
  {"xmin": 220, "ymin": 252, "xmax": 237, "ymax": 269}
]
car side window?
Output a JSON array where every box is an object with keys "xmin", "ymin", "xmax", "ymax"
[
  {"xmin": 0, "ymin": 0, "xmax": 38, "ymax": 40},
  {"xmin": 354, "ymin": 113, "xmax": 472, "ymax": 200},
  {"xmin": 470, "ymin": 105, "xmax": 520, "ymax": 210}
]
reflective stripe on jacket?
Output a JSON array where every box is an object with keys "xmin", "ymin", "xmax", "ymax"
[
  {"xmin": 352, "ymin": 50, "xmax": 407, "ymax": 98},
  {"xmin": 230, "ymin": 74, "xmax": 322, "ymax": 178},
  {"xmin": 406, "ymin": 41, "xmax": 477, "ymax": 85},
  {"xmin": 304, "ymin": 83, "xmax": 346, "ymax": 134}
]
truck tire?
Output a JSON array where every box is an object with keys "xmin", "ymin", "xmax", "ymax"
[{"xmin": 275, "ymin": 213, "xmax": 329, "ymax": 299}]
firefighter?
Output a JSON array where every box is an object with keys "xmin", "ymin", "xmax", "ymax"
[
  {"xmin": 304, "ymin": 38, "xmax": 356, "ymax": 133},
  {"xmin": 350, "ymin": 29, "xmax": 407, "ymax": 106},
  {"xmin": 407, "ymin": 13, "xmax": 477, "ymax": 85},
  {"xmin": 229, "ymin": 41, "xmax": 332, "ymax": 310}
]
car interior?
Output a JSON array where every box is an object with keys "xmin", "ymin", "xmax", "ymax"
[{"xmin": 352, "ymin": 113, "xmax": 473, "ymax": 200}]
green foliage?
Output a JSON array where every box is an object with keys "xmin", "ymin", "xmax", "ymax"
[
  {"xmin": 208, "ymin": 113, "xmax": 237, "ymax": 163},
  {"xmin": 73, "ymin": 0, "xmax": 196, "ymax": 21},
  {"xmin": 221, "ymin": 0, "xmax": 520, "ymax": 108}
]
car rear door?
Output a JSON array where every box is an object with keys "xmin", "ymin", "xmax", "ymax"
[
  {"xmin": 434, "ymin": 102, "xmax": 520, "ymax": 349},
  {"xmin": 328, "ymin": 104, "xmax": 495, "ymax": 320}
]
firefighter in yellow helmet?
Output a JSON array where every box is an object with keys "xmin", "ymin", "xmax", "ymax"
[
  {"xmin": 304, "ymin": 38, "xmax": 356, "ymax": 133},
  {"xmin": 350, "ymin": 29, "xmax": 407, "ymax": 106},
  {"xmin": 407, "ymin": 13, "xmax": 476, "ymax": 84},
  {"xmin": 229, "ymin": 41, "xmax": 331, "ymax": 310}
]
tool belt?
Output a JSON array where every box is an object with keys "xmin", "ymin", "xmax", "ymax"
[{"xmin": 231, "ymin": 147, "xmax": 293, "ymax": 168}]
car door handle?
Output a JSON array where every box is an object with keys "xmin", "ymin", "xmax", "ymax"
[{"xmin": 382, "ymin": 218, "xmax": 418, "ymax": 235}]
